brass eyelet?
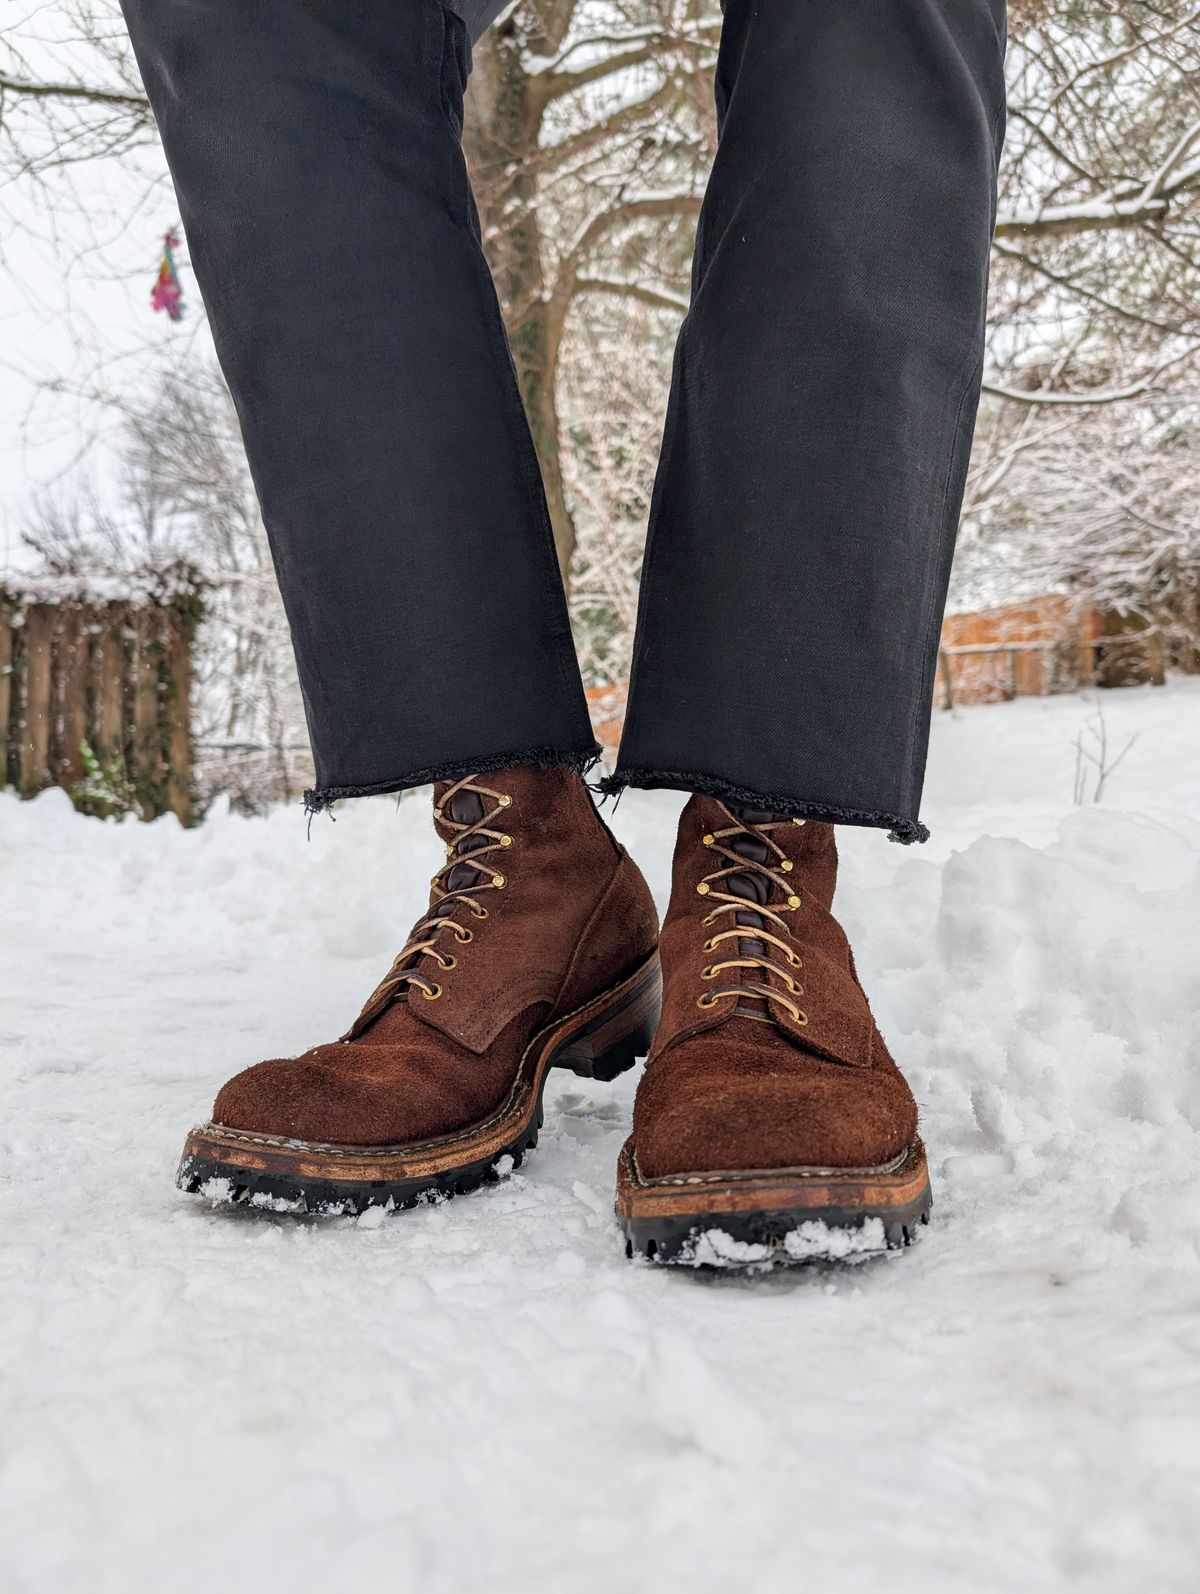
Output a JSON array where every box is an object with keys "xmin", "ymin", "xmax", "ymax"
[
  {"xmin": 781, "ymin": 860, "xmax": 794, "ymax": 873},
  {"xmin": 704, "ymin": 937, "xmax": 717, "ymax": 952},
  {"xmin": 787, "ymin": 951, "xmax": 802, "ymax": 968},
  {"xmin": 499, "ymin": 835, "xmax": 513, "ymax": 848},
  {"xmin": 434, "ymin": 808, "xmax": 443, "ymax": 821},
  {"xmin": 696, "ymin": 882, "xmax": 710, "ymax": 896},
  {"xmin": 473, "ymin": 906, "xmax": 489, "ymax": 920},
  {"xmin": 455, "ymin": 927, "xmax": 474, "ymax": 944},
  {"xmin": 493, "ymin": 875, "xmax": 507, "ymax": 890},
  {"xmin": 696, "ymin": 993, "xmax": 717, "ymax": 1010},
  {"xmin": 702, "ymin": 833, "xmax": 715, "ymax": 847},
  {"xmin": 439, "ymin": 954, "xmax": 457, "ymax": 971},
  {"xmin": 499, "ymin": 794, "xmax": 513, "ymax": 807},
  {"xmin": 792, "ymin": 817, "xmax": 806, "ymax": 826},
  {"xmin": 701, "ymin": 965, "xmax": 717, "ymax": 980},
  {"xmin": 422, "ymin": 983, "xmax": 443, "ymax": 1001},
  {"xmin": 787, "ymin": 894, "xmax": 802, "ymax": 910}
]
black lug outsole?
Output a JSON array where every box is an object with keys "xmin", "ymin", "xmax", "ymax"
[
  {"xmin": 177, "ymin": 1103, "xmax": 546, "ymax": 1216},
  {"xmin": 621, "ymin": 1193, "xmax": 933, "ymax": 1268}
]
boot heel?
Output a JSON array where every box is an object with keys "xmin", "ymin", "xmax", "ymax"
[
  {"xmin": 550, "ymin": 954, "xmax": 661, "ymax": 1084},
  {"xmin": 582, "ymin": 1011, "xmax": 660, "ymax": 1082}
]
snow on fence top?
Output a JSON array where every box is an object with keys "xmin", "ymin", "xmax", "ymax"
[{"xmin": 0, "ymin": 559, "xmax": 205, "ymax": 612}]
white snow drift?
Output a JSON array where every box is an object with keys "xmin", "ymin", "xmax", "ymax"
[{"xmin": 1, "ymin": 682, "xmax": 1199, "ymax": 1594}]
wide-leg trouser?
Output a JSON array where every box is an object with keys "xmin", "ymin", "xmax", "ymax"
[{"xmin": 119, "ymin": 0, "xmax": 1006, "ymax": 843}]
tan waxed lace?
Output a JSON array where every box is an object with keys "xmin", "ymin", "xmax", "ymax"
[
  {"xmin": 694, "ymin": 806, "xmax": 809, "ymax": 1027},
  {"xmin": 358, "ymin": 775, "xmax": 515, "ymax": 1012}
]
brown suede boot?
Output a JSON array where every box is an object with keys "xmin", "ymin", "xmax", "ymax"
[
  {"xmin": 178, "ymin": 767, "xmax": 660, "ymax": 1213},
  {"xmin": 615, "ymin": 797, "xmax": 929, "ymax": 1265}
]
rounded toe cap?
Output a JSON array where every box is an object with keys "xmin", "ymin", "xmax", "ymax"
[
  {"xmin": 212, "ymin": 1051, "xmax": 354, "ymax": 1143},
  {"xmin": 209, "ymin": 1039, "xmax": 497, "ymax": 1148},
  {"xmin": 632, "ymin": 1037, "xmax": 917, "ymax": 1179}
]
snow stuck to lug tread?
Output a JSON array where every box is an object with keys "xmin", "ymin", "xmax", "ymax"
[{"xmin": 673, "ymin": 1216, "xmax": 893, "ymax": 1270}]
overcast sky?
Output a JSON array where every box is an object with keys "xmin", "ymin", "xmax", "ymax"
[{"xmin": 0, "ymin": 10, "xmax": 213, "ymax": 573}]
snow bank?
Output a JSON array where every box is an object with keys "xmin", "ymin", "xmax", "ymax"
[{"xmin": 1, "ymin": 682, "xmax": 1198, "ymax": 1594}]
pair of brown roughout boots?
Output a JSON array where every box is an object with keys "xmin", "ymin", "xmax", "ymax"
[{"xmin": 178, "ymin": 767, "xmax": 931, "ymax": 1265}]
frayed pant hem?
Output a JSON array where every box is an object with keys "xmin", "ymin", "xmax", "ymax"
[
  {"xmin": 597, "ymin": 767, "xmax": 930, "ymax": 845},
  {"xmin": 304, "ymin": 743, "xmax": 603, "ymax": 818}
]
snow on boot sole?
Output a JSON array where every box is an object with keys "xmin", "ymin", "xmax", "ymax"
[
  {"xmin": 615, "ymin": 1136, "xmax": 931, "ymax": 1267},
  {"xmin": 177, "ymin": 952, "xmax": 661, "ymax": 1216}
]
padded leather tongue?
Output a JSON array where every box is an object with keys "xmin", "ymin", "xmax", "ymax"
[
  {"xmin": 725, "ymin": 805, "xmax": 775, "ymax": 1010},
  {"xmin": 442, "ymin": 787, "xmax": 488, "ymax": 894}
]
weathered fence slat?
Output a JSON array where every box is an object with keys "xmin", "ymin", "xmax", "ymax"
[
  {"xmin": 92, "ymin": 604, "xmax": 128, "ymax": 769},
  {"xmin": 58, "ymin": 610, "xmax": 90, "ymax": 788},
  {"xmin": 165, "ymin": 610, "xmax": 194, "ymax": 825},
  {"xmin": 133, "ymin": 609, "xmax": 165, "ymax": 800},
  {"xmin": 20, "ymin": 606, "xmax": 55, "ymax": 797},
  {"xmin": 0, "ymin": 603, "xmax": 12, "ymax": 784}
]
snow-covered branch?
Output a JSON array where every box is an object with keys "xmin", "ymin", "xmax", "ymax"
[
  {"xmin": 984, "ymin": 341, "xmax": 1200, "ymax": 407},
  {"xmin": 995, "ymin": 162, "xmax": 1200, "ymax": 238}
]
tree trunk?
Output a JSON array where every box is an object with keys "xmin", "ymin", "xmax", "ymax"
[
  {"xmin": 464, "ymin": 21, "xmax": 578, "ymax": 586},
  {"xmin": 1096, "ymin": 607, "xmax": 1166, "ymax": 689}
]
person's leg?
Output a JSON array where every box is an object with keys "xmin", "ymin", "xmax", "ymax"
[
  {"xmin": 610, "ymin": 0, "xmax": 1007, "ymax": 847},
  {"xmin": 119, "ymin": 0, "xmax": 661, "ymax": 1211},
  {"xmin": 120, "ymin": 0, "xmax": 597, "ymax": 809},
  {"xmin": 616, "ymin": 1, "xmax": 1007, "ymax": 1265}
]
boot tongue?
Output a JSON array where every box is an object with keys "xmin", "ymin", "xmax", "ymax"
[
  {"xmin": 727, "ymin": 804, "xmax": 774, "ymax": 914},
  {"xmin": 440, "ymin": 787, "xmax": 488, "ymax": 894},
  {"xmin": 723, "ymin": 805, "xmax": 786, "ymax": 1011},
  {"xmin": 351, "ymin": 786, "xmax": 494, "ymax": 1039}
]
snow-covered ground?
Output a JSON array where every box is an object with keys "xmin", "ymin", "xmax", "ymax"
[{"xmin": 2, "ymin": 682, "xmax": 1199, "ymax": 1594}]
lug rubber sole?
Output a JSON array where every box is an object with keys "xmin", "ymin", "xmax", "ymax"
[
  {"xmin": 176, "ymin": 951, "xmax": 662, "ymax": 1216},
  {"xmin": 616, "ymin": 1136, "xmax": 932, "ymax": 1267}
]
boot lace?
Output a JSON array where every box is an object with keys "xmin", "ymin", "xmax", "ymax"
[
  {"xmin": 694, "ymin": 806, "xmax": 809, "ymax": 1027},
  {"xmin": 362, "ymin": 775, "xmax": 515, "ymax": 1009}
]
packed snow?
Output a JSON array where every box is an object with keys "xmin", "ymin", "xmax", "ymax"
[{"xmin": 2, "ymin": 682, "xmax": 1199, "ymax": 1594}]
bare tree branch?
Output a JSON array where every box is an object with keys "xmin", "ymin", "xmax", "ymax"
[{"xmin": 0, "ymin": 71, "xmax": 149, "ymax": 112}]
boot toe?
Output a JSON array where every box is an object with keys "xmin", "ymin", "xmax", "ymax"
[
  {"xmin": 632, "ymin": 1032, "xmax": 917, "ymax": 1179},
  {"xmin": 210, "ymin": 1036, "xmax": 506, "ymax": 1148},
  {"xmin": 212, "ymin": 1051, "xmax": 365, "ymax": 1144}
]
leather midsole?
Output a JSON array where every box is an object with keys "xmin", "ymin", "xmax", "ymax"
[{"xmin": 616, "ymin": 1137, "xmax": 930, "ymax": 1220}]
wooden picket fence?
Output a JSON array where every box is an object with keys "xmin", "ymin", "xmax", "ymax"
[{"xmin": 0, "ymin": 568, "xmax": 202, "ymax": 823}]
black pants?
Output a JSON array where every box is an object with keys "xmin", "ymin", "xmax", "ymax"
[{"xmin": 120, "ymin": 0, "xmax": 1006, "ymax": 843}]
